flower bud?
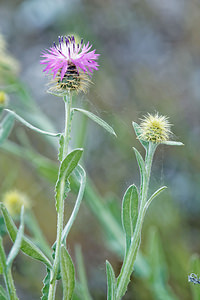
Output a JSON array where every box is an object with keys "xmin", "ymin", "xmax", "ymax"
[
  {"xmin": 139, "ymin": 113, "xmax": 172, "ymax": 143},
  {"xmin": 0, "ymin": 91, "xmax": 9, "ymax": 108},
  {"xmin": 2, "ymin": 190, "xmax": 31, "ymax": 216}
]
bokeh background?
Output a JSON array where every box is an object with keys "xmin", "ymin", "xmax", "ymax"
[{"xmin": 0, "ymin": 0, "xmax": 200, "ymax": 299}]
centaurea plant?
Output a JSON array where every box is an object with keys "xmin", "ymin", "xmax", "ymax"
[
  {"xmin": 106, "ymin": 113, "xmax": 183, "ymax": 300},
  {"xmin": 41, "ymin": 35, "xmax": 100, "ymax": 299},
  {"xmin": 0, "ymin": 34, "xmax": 184, "ymax": 300},
  {"xmin": 0, "ymin": 35, "xmax": 114, "ymax": 300}
]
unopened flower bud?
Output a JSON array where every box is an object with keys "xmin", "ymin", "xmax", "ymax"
[
  {"xmin": 2, "ymin": 190, "xmax": 31, "ymax": 216},
  {"xmin": 139, "ymin": 113, "xmax": 172, "ymax": 143},
  {"xmin": 0, "ymin": 91, "xmax": 8, "ymax": 108}
]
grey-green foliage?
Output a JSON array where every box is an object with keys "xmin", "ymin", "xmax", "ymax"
[
  {"xmin": 132, "ymin": 121, "xmax": 149, "ymax": 150},
  {"xmin": 55, "ymin": 148, "xmax": 83, "ymax": 211},
  {"xmin": 161, "ymin": 141, "xmax": 184, "ymax": 146},
  {"xmin": 62, "ymin": 165, "xmax": 86, "ymax": 243},
  {"xmin": 132, "ymin": 147, "xmax": 147, "ymax": 195},
  {"xmin": 145, "ymin": 186, "xmax": 167, "ymax": 212},
  {"xmin": 5, "ymin": 109, "xmax": 60, "ymax": 137},
  {"xmin": 108, "ymin": 121, "xmax": 182, "ymax": 300},
  {"xmin": 106, "ymin": 260, "xmax": 116, "ymax": 300},
  {"xmin": 6, "ymin": 206, "xmax": 24, "ymax": 268},
  {"xmin": 60, "ymin": 245, "xmax": 75, "ymax": 300},
  {"xmin": 122, "ymin": 184, "xmax": 138, "ymax": 253},
  {"xmin": 72, "ymin": 108, "xmax": 116, "ymax": 137},
  {"xmin": 0, "ymin": 206, "xmax": 25, "ymax": 300},
  {"xmin": 0, "ymin": 203, "xmax": 52, "ymax": 269}
]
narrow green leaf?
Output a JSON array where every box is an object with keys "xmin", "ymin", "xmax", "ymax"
[
  {"xmin": 60, "ymin": 245, "xmax": 75, "ymax": 300},
  {"xmin": 132, "ymin": 122, "xmax": 149, "ymax": 150},
  {"xmin": 6, "ymin": 206, "xmax": 24, "ymax": 268},
  {"xmin": 133, "ymin": 147, "xmax": 147, "ymax": 194},
  {"xmin": 5, "ymin": 109, "xmax": 60, "ymax": 137},
  {"xmin": 0, "ymin": 204, "xmax": 52, "ymax": 269},
  {"xmin": 0, "ymin": 285, "xmax": 8, "ymax": 300},
  {"xmin": 41, "ymin": 268, "xmax": 51, "ymax": 300},
  {"xmin": 122, "ymin": 184, "xmax": 138, "ymax": 252},
  {"xmin": 106, "ymin": 260, "xmax": 116, "ymax": 300},
  {"xmin": 161, "ymin": 141, "xmax": 184, "ymax": 146},
  {"xmin": 62, "ymin": 165, "xmax": 86, "ymax": 242},
  {"xmin": 145, "ymin": 186, "xmax": 167, "ymax": 211},
  {"xmin": 0, "ymin": 114, "xmax": 14, "ymax": 146},
  {"xmin": 55, "ymin": 149, "xmax": 83, "ymax": 211},
  {"xmin": 73, "ymin": 108, "xmax": 116, "ymax": 137}
]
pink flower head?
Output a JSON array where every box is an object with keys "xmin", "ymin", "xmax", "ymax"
[{"xmin": 41, "ymin": 35, "xmax": 100, "ymax": 81}]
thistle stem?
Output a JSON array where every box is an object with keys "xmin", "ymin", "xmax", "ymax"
[
  {"xmin": 116, "ymin": 142, "xmax": 156, "ymax": 300},
  {"xmin": 48, "ymin": 92, "xmax": 72, "ymax": 300}
]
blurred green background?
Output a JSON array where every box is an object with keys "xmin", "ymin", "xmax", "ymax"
[{"xmin": 0, "ymin": 0, "xmax": 200, "ymax": 299}]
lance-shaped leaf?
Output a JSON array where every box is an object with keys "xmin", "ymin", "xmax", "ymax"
[
  {"xmin": 122, "ymin": 184, "xmax": 138, "ymax": 252},
  {"xmin": 73, "ymin": 108, "xmax": 116, "ymax": 137},
  {"xmin": 133, "ymin": 147, "xmax": 147, "ymax": 194},
  {"xmin": 106, "ymin": 260, "xmax": 116, "ymax": 300},
  {"xmin": 0, "ymin": 204, "xmax": 52, "ymax": 269},
  {"xmin": 55, "ymin": 149, "xmax": 83, "ymax": 211},
  {"xmin": 5, "ymin": 109, "xmax": 60, "ymax": 137},
  {"xmin": 161, "ymin": 141, "xmax": 184, "ymax": 146},
  {"xmin": 62, "ymin": 165, "xmax": 86, "ymax": 242},
  {"xmin": 145, "ymin": 186, "xmax": 167, "ymax": 212},
  {"xmin": 6, "ymin": 206, "xmax": 24, "ymax": 268},
  {"xmin": 0, "ymin": 114, "xmax": 14, "ymax": 146},
  {"xmin": 60, "ymin": 245, "xmax": 75, "ymax": 300},
  {"xmin": 132, "ymin": 122, "xmax": 149, "ymax": 150}
]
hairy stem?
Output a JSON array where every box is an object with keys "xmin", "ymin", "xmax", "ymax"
[
  {"xmin": 116, "ymin": 142, "xmax": 156, "ymax": 300},
  {"xmin": 48, "ymin": 92, "xmax": 72, "ymax": 300}
]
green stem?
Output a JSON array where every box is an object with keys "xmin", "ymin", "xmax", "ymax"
[
  {"xmin": 48, "ymin": 92, "xmax": 72, "ymax": 300},
  {"xmin": 116, "ymin": 142, "xmax": 156, "ymax": 300},
  {"xmin": 0, "ymin": 237, "xmax": 18, "ymax": 300}
]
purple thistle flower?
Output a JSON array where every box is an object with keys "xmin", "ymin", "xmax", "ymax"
[{"xmin": 40, "ymin": 35, "xmax": 99, "ymax": 95}]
